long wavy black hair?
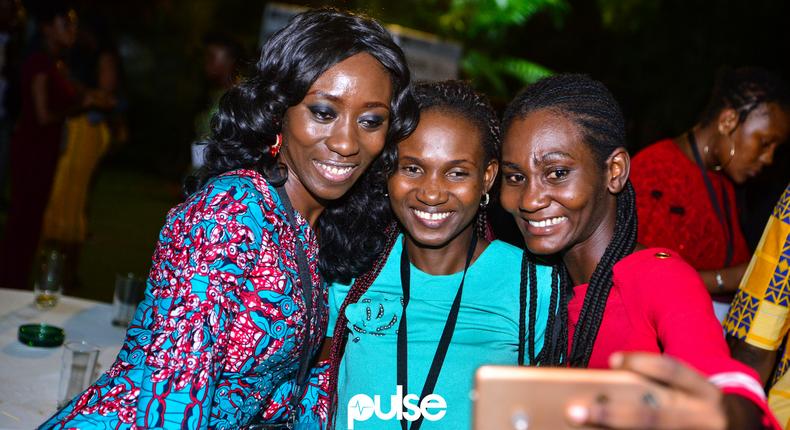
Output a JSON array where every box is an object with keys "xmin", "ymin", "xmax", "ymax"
[
  {"xmin": 502, "ymin": 74, "xmax": 638, "ymax": 368},
  {"xmin": 187, "ymin": 8, "xmax": 418, "ymax": 282}
]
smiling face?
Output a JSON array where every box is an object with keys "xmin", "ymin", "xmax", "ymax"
[
  {"xmin": 281, "ymin": 53, "xmax": 392, "ymax": 204},
  {"xmin": 388, "ymin": 109, "xmax": 497, "ymax": 249},
  {"xmin": 500, "ymin": 109, "xmax": 623, "ymax": 257},
  {"xmin": 717, "ymin": 102, "xmax": 790, "ymax": 184}
]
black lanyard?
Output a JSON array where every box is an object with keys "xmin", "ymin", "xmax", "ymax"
[
  {"xmin": 396, "ymin": 233, "xmax": 477, "ymax": 430},
  {"xmin": 274, "ymin": 186, "xmax": 315, "ymax": 426},
  {"xmin": 687, "ymin": 132, "xmax": 735, "ymax": 267}
]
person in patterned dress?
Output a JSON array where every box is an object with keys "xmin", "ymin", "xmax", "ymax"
[
  {"xmin": 726, "ymin": 183, "xmax": 790, "ymax": 428},
  {"xmin": 40, "ymin": 9, "xmax": 417, "ymax": 430}
]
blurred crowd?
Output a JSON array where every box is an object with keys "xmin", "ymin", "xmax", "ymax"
[{"xmin": 0, "ymin": 0, "xmax": 126, "ymax": 292}]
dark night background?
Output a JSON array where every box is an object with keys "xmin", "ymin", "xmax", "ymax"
[{"xmin": 4, "ymin": 0, "xmax": 789, "ymax": 301}]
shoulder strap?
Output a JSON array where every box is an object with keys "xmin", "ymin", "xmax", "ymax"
[{"xmin": 274, "ymin": 186, "xmax": 315, "ymax": 422}]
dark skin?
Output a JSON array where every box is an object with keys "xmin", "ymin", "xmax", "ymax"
[
  {"xmin": 319, "ymin": 109, "xmax": 498, "ymax": 360},
  {"xmin": 675, "ymin": 103, "xmax": 790, "ymax": 294},
  {"xmin": 499, "ymin": 109, "xmax": 624, "ymax": 286},
  {"xmin": 388, "ymin": 109, "xmax": 497, "ymax": 275},
  {"xmin": 727, "ymin": 336, "xmax": 776, "ymax": 385},
  {"xmin": 280, "ymin": 53, "xmax": 393, "ymax": 226},
  {"xmin": 500, "ymin": 109, "xmax": 763, "ymax": 430}
]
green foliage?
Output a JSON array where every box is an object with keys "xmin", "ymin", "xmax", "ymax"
[
  {"xmin": 442, "ymin": 0, "xmax": 568, "ymax": 38},
  {"xmin": 462, "ymin": 50, "xmax": 553, "ymax": 96},
  {"xmin": 597, "ymin": 0, "xmax": 660, "ymax": 33},
  {"xmin": 439, "ymin": 0, "xmax": 568, "ymax": 98}
]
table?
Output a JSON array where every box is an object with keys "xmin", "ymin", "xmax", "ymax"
[{"xmin": 0, "ymin": 288, "xmax": 126, "ymax": 429}]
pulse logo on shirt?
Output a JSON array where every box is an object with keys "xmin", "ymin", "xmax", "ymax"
[{"xmin": 347, "ymin": 385, "xmax": 447, "ymax": 429}]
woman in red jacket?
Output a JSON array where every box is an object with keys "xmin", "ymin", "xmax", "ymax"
[{"xmin": 630, "ymin": 68, "xmax": 790, "ymax": 321}]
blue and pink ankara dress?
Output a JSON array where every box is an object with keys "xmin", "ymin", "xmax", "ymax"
[{"xmin": 41, "ymin": 169, "xmax": 329, "ymax": 429}]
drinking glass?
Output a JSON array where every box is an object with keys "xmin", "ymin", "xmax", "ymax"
[
  {"xmin": 34, "ymin": 248, "xmax": 65, "ymax": 309},
  {"xmin": 58, "ymin": 341, "xmax": 100, "ymax": 408},
  {"xmin": 112, "ymin": 273, "xmax": 145, "ymax": 327}
]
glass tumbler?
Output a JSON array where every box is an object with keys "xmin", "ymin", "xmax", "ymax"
[
  {"xmin": 58, "ymin": 341, "xmax": 100, "ymax": 408},
  {"xmin": 112, "ymin": 273, "xmax": 145, "ymax": 327},
  {"xmin": 34, "ymin": 248, "xmax": 65, "ymax": 309}
]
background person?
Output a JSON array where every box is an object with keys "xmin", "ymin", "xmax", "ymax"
[
  {"xmin": 630, "ymin": 67, "xmax": 790, "ymax": 321},
  {"xmin": 725, "ymin": 182, "xmax": 790, "ymax": 428},
  {"xmin": 40, "ymin": 9, "xmax": 417, "ymax": 429},
  {"xmin": 500, "ymin": 74, "xmax": 779, "ymax": 429},
  {"xmin": 0, "ymin": 1, "xmax": 78, "ymax": 290},
  {"xmin": 191, "ymin": 32, "xmax": 243, "ymax": 169},
  {"xmin": 41, "ymin": 46, "xmax": 123, "ymax": 291}
]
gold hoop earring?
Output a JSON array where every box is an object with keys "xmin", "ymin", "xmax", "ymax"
[
  {"xmin": 703, "ymin": 139, "xmax": 735, "ymax": 172},
  {"xmin": 720, "ymin": 139, "xmax": 736, "ymax": 170}
]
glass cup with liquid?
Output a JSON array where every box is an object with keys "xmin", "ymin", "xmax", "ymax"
[{"xmin": 34, "ymin": 248, "xmax": 65, "ymax": 309}]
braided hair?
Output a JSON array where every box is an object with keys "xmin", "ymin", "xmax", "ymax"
[
  {"xmin": 326, "ymin": 80, "xmax": 501, "ymax": 426},
  {"xmin": 698, "ymin": 67, "xmax": 790, "ymax": 127},
  {"xmin": 409, "ymin": 80, "xmax": 502, "ymax": 240},
  {"xmin": 503, "ymin": 74, "xmax": 637, "ymax": 368}
]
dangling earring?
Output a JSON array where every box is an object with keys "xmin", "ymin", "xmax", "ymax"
[
  {"xmin": 718, "ymin": 138, "xmax": 736, "ymax": 171},
  {"xmin": 269, "ymin": 133, "xmax": 283, "ymax": 157},
  {"xmin": 480, "ymin": 192, "xmax": 490, "ymax": 208},
  {"xmin": 707, "ymin": 138, "xmax": 736, "ymax": 172}
]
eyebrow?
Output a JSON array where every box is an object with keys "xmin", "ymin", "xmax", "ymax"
[
  {"xmin": 534, "ymin": 151, "xmax": 574, "ymax": 163},
  {"xmin": 501, "ymin": 161, "xmax": 522, "ymax": 170},
  {"xmin": 399, "ymin": 156, "xmax": 476, "ymax": 166},
  {"xmin": 307, "ymin": 90, "xmax": 390, "ymax": 111}
]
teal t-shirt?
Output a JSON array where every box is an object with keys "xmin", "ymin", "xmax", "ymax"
[{"xmin": 329, "ymin": 235, "xmax": 553, "ymax": 430}]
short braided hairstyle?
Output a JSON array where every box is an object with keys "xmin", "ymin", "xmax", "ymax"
[
  {"xmin": 411, "ymin": 80, "xmax": 501, "ymax": 165},
  {"xmin": 698, "ymin": 67, "xmax": 790, "ymax": 127},
  {"xmin": 326, "ymin": 80, "xmax": 503, "ymax": 424},
  {"xmin": 408, "ymin": 80, "xmax": 501, "ymax": 240},
  {"xmin": 504, "ymin": 74, "xmax": 637, "ymax": 368}
]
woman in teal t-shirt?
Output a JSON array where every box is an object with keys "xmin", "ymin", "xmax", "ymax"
[{"xmin": 321, "ymin": 81, "xmax": 553, "ymax": 430}]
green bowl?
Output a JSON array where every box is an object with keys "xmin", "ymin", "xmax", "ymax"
[{"xmin": 18, "ymin": 323, "xmax": 65, "ymax": 347}]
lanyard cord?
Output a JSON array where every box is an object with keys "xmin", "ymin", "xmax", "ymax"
[
  {"xmin": 274, "ymin": 186, "xmax": 315, "ymax": 423},
  {"xmin": 396, "ymin": 233, "xmax": 478, "ymax": 430},
  {"xmin": 686, "ymin": 131, "xmax": 735, "ymax": 267}
]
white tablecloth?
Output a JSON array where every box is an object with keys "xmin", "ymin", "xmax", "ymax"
[{"xmin": 0, "ymin": 288, "xmax": 126, "ymax": 429}]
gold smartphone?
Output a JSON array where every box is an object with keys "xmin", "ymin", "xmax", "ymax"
[{"xmin": 473, "ymin": 365, "xmax": 668, "ymax": 430}]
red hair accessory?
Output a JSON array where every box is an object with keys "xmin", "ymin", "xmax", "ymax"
[{"xmin": 269, "ymin": 133, "xmax": 283, "ymax": 157}]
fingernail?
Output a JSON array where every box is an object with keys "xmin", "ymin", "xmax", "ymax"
[
  {"xmin": 567, "ymin": 404, "xmax": 588, "ymax": 423},
  {"xmin": 609, "ymin": 352, "xmax": 624, "ymax": 368}
]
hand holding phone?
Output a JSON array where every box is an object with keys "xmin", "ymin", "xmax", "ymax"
[
  {"xmin": 473, "ymin": 353, "xmax": 728, "ymax": 430},
  {"xmin": 473, "ymin": 365, "xmax": 670, "ymax": 430}
]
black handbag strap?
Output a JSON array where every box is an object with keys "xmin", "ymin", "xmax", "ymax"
[{"xmin": 274, "ymin": 185, "xmax": 315, "ymax": 425}]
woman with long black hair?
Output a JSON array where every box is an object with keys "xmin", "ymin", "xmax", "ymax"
[
  {"xmin": 41, "ymin": 9, "xmax": 417, "ymax": 429},
  {"xmin": 500, "ymin": 74, "xmax": 778, "ymax": 429}
]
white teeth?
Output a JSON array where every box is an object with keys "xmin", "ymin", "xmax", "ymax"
[
  {"xmin": 528, "ymin": 216, "xmax": 567, "ymax": 228},
  {"xmin": 413, "ymin": 209, "xmax": 452, "ymax": 221},
  {"xmin": 317, "ymin": 162, "xmax": 353, "ymax": 176}
]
